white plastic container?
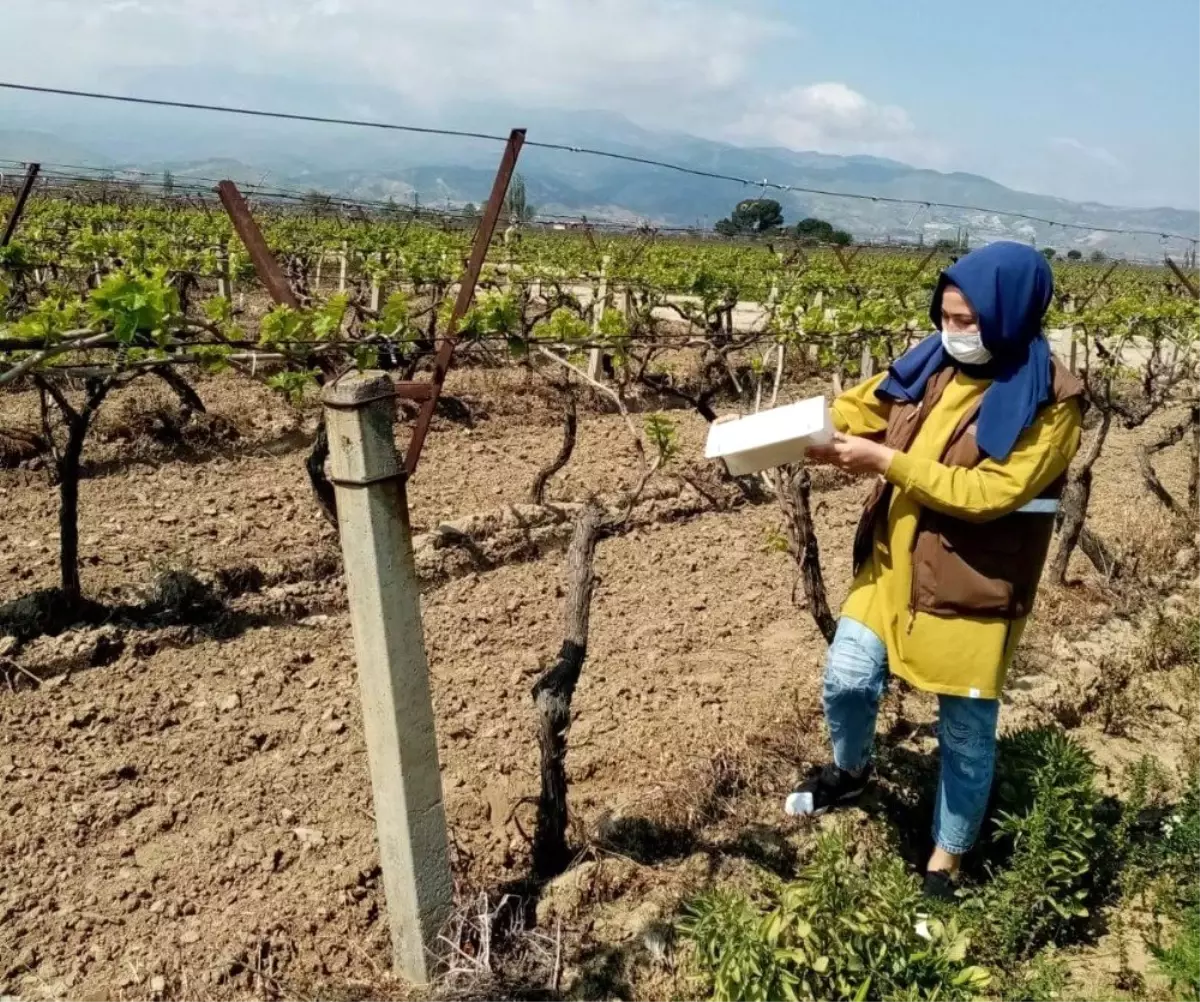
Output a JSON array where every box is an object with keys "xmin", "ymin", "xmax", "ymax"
[{"xmin": 704, "ymin": 396, "xmax": 833, "ymax": 476}]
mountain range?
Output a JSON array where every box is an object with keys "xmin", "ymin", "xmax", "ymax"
[{"xmin": 2, "ymin": 70, "xmax": 1196, "ymax": 259}]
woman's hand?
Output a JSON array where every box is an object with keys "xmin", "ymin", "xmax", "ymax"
[{"xmin": 807, "ymin": 432, "xmax": 895, "ymax": 476}]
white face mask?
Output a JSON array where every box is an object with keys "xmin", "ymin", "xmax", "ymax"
[{"xmin": 941, "ymin": 328, "xmax": 992, "ymax": 366}]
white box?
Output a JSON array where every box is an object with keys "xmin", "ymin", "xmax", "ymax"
[{"xmin": 704, "ymin": 396, "xmax": 833, "ymax": 476}]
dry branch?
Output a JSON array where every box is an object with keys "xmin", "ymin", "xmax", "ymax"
[
  {"xmin": 0, "ymin": 330, "xmax": 113, "ymax": 386},
  {"xmin": 529, "ymin": 397, "xmax": 578, "ymax": 505},
  {"xmin": 306, "ymin": 417, "xmax": 338, "ymax": 528},
  {"xmin": 531, "ymin": 499, "xmax": 602, "ymax": 878},
  {"xmin": 1052, "ymin": 412, "xmax": 1117, "ymax": 583},
  {"xmin": 1140, "ymin": 411, "xmax": 1196, "ymax": 518},
  {"xmin": 774, "ymin": 464, "xmax": 837, "ymax": 644},
  {"xmin": 1137, "ymin": 400, "xmax": 1195, "ymax": 520},
  {"xmin": 534, "ymin": 345, "xmax": 645, "ymax": 463}
]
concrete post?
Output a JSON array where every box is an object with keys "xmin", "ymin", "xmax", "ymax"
[
  {"xmin": 1064, "ymin": 297, "xmax": 1078, "ymax": 374},
  {"xmin": 216, "ymin": 241, "xmax": 232, "ymax": 302},
  {"xmin": 322, "ymin": 373, "xmax": 452, "ymax": 984},
  {"xmin": 860, "ymin": 341, "xmax": 876, "ymax": 380},
  {"xmin": 587, "ymin": 255, "xmax": 610, "ymax": 381},
  {"xmin": 370, "ymin": 253, "xmax": 382, "ymax": 313}
]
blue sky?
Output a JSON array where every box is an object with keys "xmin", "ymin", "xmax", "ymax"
[
  {"xmin": 2, "ymin": 0, "xmax": 1197, "ymax": 208},
  {"xmin": 749, "ymin": 0, "xmax": 1200, "ymax": 208}
]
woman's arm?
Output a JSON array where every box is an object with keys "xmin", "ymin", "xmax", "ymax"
[
  {"xmin": 884, "ymin": 399, "xmax": 1083, "ymax": 522},
  {"xmin": 831, "ymin": 372, "xmax": 890, "ymax": 437}
]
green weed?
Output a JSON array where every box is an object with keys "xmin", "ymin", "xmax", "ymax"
[
  {"xmin": 679, "ymin": 833, "xmax": 989, "ymax": 1002},
  {"xmin": 1150, "ymin": 901, "xmax": 1200, "ymax": 1000},
  {"xmin": 968, "ymin": 727, "xmax": 1100, "ymax": 960}
]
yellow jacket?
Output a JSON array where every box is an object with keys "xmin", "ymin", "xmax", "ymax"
[{"xmin": 832, "ymin": 370, "xmax": 1083, "ymax": 699}]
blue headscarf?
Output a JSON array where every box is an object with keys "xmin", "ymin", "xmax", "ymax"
[{"xmin": 876, "ymin": 240, "xmax": 1054, "ymax": 460}]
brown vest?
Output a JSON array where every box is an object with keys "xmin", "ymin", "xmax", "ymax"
[{"xmin": 851, "ymin": 359, "xmax": 1085, "ymax": 620}]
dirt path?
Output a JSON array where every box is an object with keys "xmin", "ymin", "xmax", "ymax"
[{"xmin": 0, "ymin": 371, "xmax": 1194, "ymax": 999}]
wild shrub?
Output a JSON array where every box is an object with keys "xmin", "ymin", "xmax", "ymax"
[
  {"xmin": 1157, "ymin": 767, "xmax": 1200, "ymax": 900},
  {"xmin": 1151, "ymin": 901, "xmax": 1200, "ymax": 1000},
  {"xmin": 967, "ymin": 727, "xmax": 1100, "ymax": 960},
  {"xmin": 679, "ymin": 833, "xmax": 989, "ymax": 1002},
  {"xmin": 995, "ymin": 946, "xmax": 1069, "ymax": 1002},
  {"xmin": 143, "ymin": 568, "xmax": 225, "ymax": 625}
]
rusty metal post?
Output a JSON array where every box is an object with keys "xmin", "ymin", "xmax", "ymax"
[
  {"xmin": 906, "ymin": 246, "xmax": 940, "ymax": 285},
  {"xmin": 1165, "ymin": 256, "xmax": 1199, "ymax": 300},
  {"xmin": 216, "ymin": 180, "xmax": 299, "ymax": 308},
  {"xmin": 216, "ymin": 180, "xmax": 343, "ymax": 392},
  {"xmin": 1077, "ymin": 259, "xmax": 1120, "ymax": 312},
  {"xmin": 403, "ymin": 128, "xmax": 525, "ymax": 476},
  {"xmin": 1, "ymin": 162, "xmax": 40, "ymax": 247}
]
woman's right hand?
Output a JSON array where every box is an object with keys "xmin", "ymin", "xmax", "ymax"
[{"xmin": 807, "ymin": 432, "xmax": 895, "ymax": 476}]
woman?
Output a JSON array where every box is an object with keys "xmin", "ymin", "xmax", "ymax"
[{"xmin": 789, "ymin": 240, "xmax": 1085, "ymax": 900}]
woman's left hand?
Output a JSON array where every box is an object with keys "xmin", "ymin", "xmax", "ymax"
[{"xmin": 807, "ymin": 432, "xmax": 895, "ymax": 476}]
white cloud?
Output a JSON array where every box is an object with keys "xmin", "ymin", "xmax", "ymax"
[
  {"xmin": 4, "ymin": 0, "xmax": 781, "ymax": 118},
  {"xmin": 3, "ymin": 2, "xmax": 951, "ymax": 173},
  {"xmin": 725, "ymin": 82, "xmax": 943, "ymax": 164}
]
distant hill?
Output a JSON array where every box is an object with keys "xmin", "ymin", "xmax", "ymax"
[
  {"xmin": 0, "ymin": 129, "xmax": 112, "ymax": 171},
  {"xmin": 282, "ymin": 148, "xmax": 1199, "ymax": 260},
  {"xmin": 2, "ymin": 75, "xmax": 1196, "ymax": 259}
]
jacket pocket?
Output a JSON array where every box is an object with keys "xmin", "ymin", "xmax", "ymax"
[{"xmin": 915, "ymin": 514, "xmax": 1040, "ymax": 618}]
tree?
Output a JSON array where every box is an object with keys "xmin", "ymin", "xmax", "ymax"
[
  {"xmin": 503, "ymin": 173, "xmax": 535, "ymax": 224},
  {"xmin": 715, "ymin": 199, "xmax": 784, "ymax": 236},
  {"xmin": 791, "ymin": 216, "xmax": 854, "ymax": 246},
  {"xmin": 1067, "ymin": 249, "xmax": 1083, "ymax": 261},
  {"xmin": 461, "ymin": 202, "xmax": 479, "ymax": 219},
  {"xmin": 1042, "ymin": 248, "xmax": 1058, "ymax": 261},
  {"xmin": 162, "ymin": 170, "xmax": 175, "ymax": 196},
  {"xmin": 303, "ymin": 189, "xmax": 334, "ymax": 217},
  {"xmin": 794, "ymin": 216, "xmax": 836, "ymax": 244},
  {"xmin": 1090, "ymin": 250, "xmax": 1107, "ymax": 263}
]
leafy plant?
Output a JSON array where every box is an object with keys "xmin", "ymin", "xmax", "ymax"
[
  {"xmin": 680, "ymin": 834, "xmax": 989, "ymax": 1001},
  {"xmin": 1151, "ymin": 901, "xmax": 1200, "ymax": 999},
  {"xmin": 365, "ymin": 290, "xmax": 416, "ymax": 342},
  {"xmin": 970, "ymin": 727, "xmax": 1100, "ymax": 960},
  {"xmin": 266, "ymin": 369, "xmax": 320, "ymax": 406},
  {"xmin": 259, "ymin": 294, "xmax": 347, "ymax": 348},
  {"xmin": 89, "ymin": 268, "xmax": 180, "ymax": 345},
  {"xmin": 763, "ymin": 527, "xmax": 790, "ymax": 554},
  {"xmin": 1158, "ymin": 768, "xmax": 1200, "ymax": 897},
  {"xmin": 460, "ymin": 291, "xmax": 523, "ymax": 354},
  {"xmin": 997, "ymin": 946, "xmax": 1069, "ymax": 1002},
  {"xmin": 644, "ymin": 413, "xmax": 679, "ymax": 465},
  {"xmin": 538, "ymin": 307, "xmax": 590, "ymax": 343}
]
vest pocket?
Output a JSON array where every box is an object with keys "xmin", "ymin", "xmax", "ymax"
[{"xmin": 916, "ymin": 514, "xmax": 1038, "ymax": 618}]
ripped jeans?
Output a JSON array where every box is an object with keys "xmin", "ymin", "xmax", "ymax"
[{"xmin": 823, "ymin": 618, "xmax": 999, "ymax": 855}]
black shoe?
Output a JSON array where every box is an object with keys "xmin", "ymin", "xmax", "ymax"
[
  {"xmin": 921, "ymin": 870, "xmax": 958, "ymax": 903},
  {"xmin": 784, "ymin": 763, "xmax": 871, "ymax": 817}
]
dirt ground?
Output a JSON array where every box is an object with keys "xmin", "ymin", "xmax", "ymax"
[{"xmin": 0, "ymin": 367, "xmax": 1196, "ymax": 1001}]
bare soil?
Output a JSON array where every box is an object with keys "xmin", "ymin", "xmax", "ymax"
[{"xmin": 0, "ymin": 369, "xmax": 1196, "ymax": 1001}]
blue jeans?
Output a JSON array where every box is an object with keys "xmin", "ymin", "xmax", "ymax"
[{"xmin": 822, "ymin": 617, "xmax": 999, "ymax": 855}]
